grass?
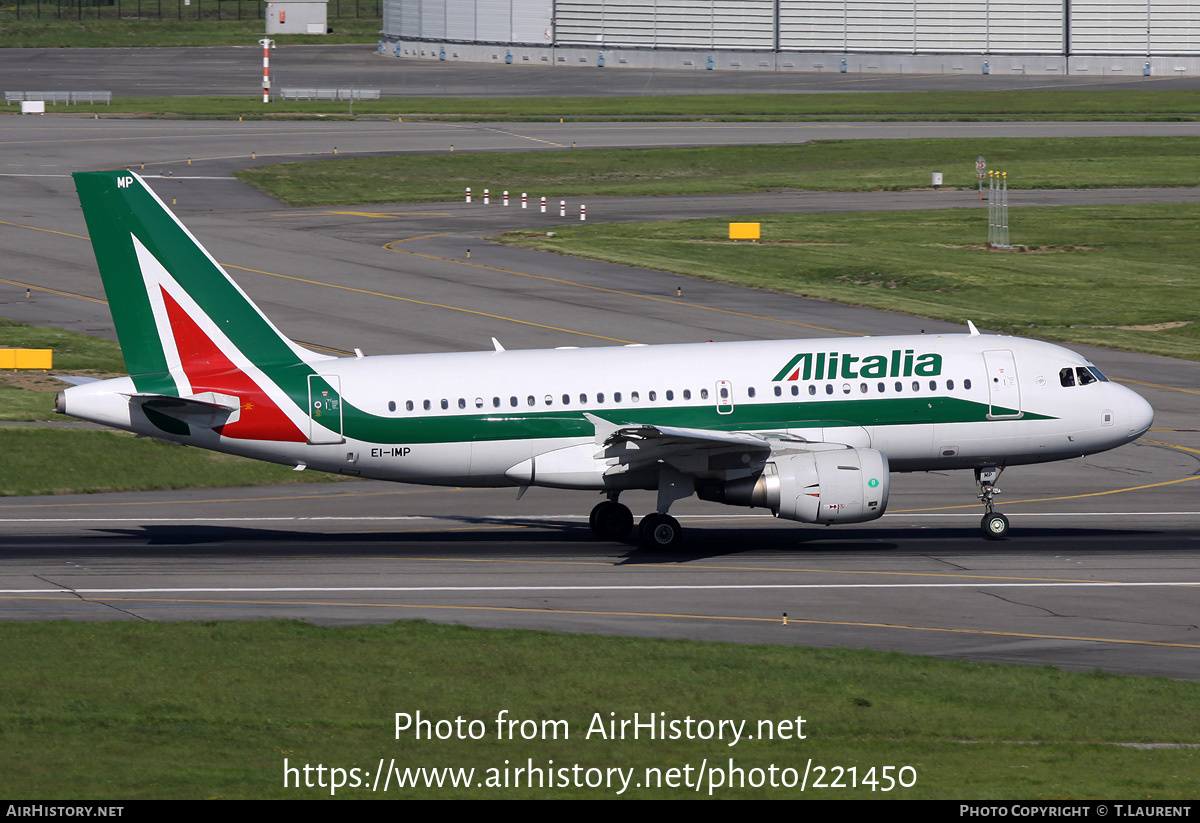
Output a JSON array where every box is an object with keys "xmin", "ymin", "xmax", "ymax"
[
  {"xmin": 0, "ymin": 18, "xmax": 383, "ymax": 46},
  {"xmin": 0, "ymin": 428, "xmax": 344, "ymax": 494},
  {"xmin": 5, "ymin": 88, "xmax": 1200, "ymax": 117},
  {"xmin": 0, "ymin": 620, "xmax": 1196, "ymax": 799},
  {"xmin": 0, "ymin": 317, "xmax": 121, "ymax": 421},
  {"xmin": 0, "ymin": 0, "xmax": 382, "ymax": 46},
  {"xmin": 0, "ymin": 383, "xmax": 61, "ymax": 421},
  {"xmin": 0, "ymin": 317, "xmax": 124, "ymax": 420},
  {"xmin": 235, "ymin": 137, "xmax": 1200, "ymax": 206},
  {"xmin": 0, "ymin": 317, "xmax": 125, "ymax": 374},
  {"xmin": 498, "ymin": 203, "xmax": 1200, "ymax": 362}
]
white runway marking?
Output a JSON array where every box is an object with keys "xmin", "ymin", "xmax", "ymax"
[{"xmin": 4, "ymin": 582, "xmax": 1198, "ymax": 595}]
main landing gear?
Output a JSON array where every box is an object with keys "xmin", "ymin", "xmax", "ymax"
[
  {"xmin": 976, "ymin": 466, "xmax": 1008, "ymax": 540},
  {"xmin": 637, "ymin": 512, "xmax": 683, "ymax": 552},
  {"xmin": 588, "ymin": 496, "xmax": 684, "ymax": 552},
  {"xmin": 589, "ymin": 498, "xmax": 633, "ymax": 541}
]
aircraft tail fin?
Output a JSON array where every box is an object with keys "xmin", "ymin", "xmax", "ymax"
[{"xmin": 72, "ymin": 170, "xmax": 328, "ymax": 398}]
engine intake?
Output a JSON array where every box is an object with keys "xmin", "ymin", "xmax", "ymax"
[{"xmin": 701, "ymin": 448, "xmax": 889, "ymax": 524}]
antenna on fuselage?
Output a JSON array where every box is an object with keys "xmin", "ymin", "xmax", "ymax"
[{"xmin": 967, "ymin": 320, "xmax": 981, "ymax": 336}]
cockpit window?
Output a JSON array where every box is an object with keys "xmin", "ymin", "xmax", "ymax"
[
  {"xmin": 1076, "ymin": 367, "xmax": 1098, "ymax": 386},
  {"xmin": 1087, "ymin": 366, "xmax": 1110, "ymax": 383},
  {"xmin": 1059, "ymin": 368, "xmax": 1075, "ymax": 387}
]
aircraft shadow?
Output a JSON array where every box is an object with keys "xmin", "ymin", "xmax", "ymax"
[{"xmin": 0, "ymin": 520, "xmax": 1188, "ymax": 564}]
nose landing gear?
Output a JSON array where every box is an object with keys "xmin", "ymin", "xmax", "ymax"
[{"xmin": 976, "ymin": 466, "xmax": 1008, "ymax": 539}]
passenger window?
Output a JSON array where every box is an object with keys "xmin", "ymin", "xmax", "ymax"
[
  {"xmin": 527, "ymin": 395, "xmax": 536, "ymax": 406},
  {"xmin": 423, "ymin": 400, "xmax": 431, "ymax": 411},
  {"xmin": 388, "ymin": 401, "xmax": 396, "ymax": 412},
  {"xmin": 912, "ymin": 381, "xmax": 920, "ymax": 392},
  {"xmin": 683, "ymin": 389, "xmax": 691, "ymax": 400},
  {"xmin": 964, "ymin": 379, "xmax": 972, "ymax": 390},
  {"xmin": 545, "ymin": 395, "xmax": 553, "ymax": 405},
  {"xmin": 929, "ymin": 381, "xmax": 937, "ymax": 391},
  {"xmin": 510, "ymin": 396, "xmax": 518, "ymax": 407},
  {"xmin": 842, "ymin": 383, "xmax": 851, "ymax": 394},
  {"xmin": 648, "ymin": 391, "xmax": 657, "ymax": 401},
  {"xmin": 808, "ymin": 385, "xmax": 816, "ymax": 396},
  {"xmin": 825, "ymin": 385, "xmax": 833, "ymax": 395},
  {"xmin": 458, "ymin": 398, "xmax": 466, "ymax": 409},
  {"xmin": 597, "ymin": 393, "xmax": 605, "ymax": 404},
  {"xmin": 860, "ymin": 383, "xmax": 868, "ymax": 394},
  {"xmin": 774, "ymin": 386, "xmax": 782, "ymax": 397},
  {"xmin": 1060, "ymin": 368, "xmax": 1076, "ymax": 387},
  {"xmin": 895, "ymin": 381, "xmax": 903, "ymax": 392},
  {"xmin": 665, "ymin": 390, "xmax": 673, "ymax": 401},
  {"xmin": 791, "ymin": 385, "xmax": 799, "ymax": 396},
  {"xmin": 475, "ymin": 397, "xmax": 484, "ymax": 409},
  {"xmin": 406, "ymin": 400, "xmax": 414, "ymax": 412},
  {"xmin": 579, "ymin": 393, "xmax": 588, "ymax": 404},
  {"xmin": 700, "ymin": 388, "xmax": 709, "ymax": 400},
  {"xmin": 947, "ymin": 379, "xmax": 955, "ymax": 390},
  {"xmin": 562, "ymin": 394, "xmax": 570, "ymax": 405},
  {"xmin": 441, "ymin": 399, "xmax": 449, "ymax": 410},
  {"xmin": 747, "ymin": 387, "xmax": 755, "ymax": 398},
  {"xmin": 877, "ymin": 382, "xmax": 885, "ymax": 393},
  {"xmin": 493, "ymin": 397, "xmax": 501, "ymax": 408},
  {"xmin": 614, "ymin": 392, "xmax": 622, "ymax": 403},
  {"xmin": 631, "ymin": 391, "xmax": 639, "ymax": 402},
  {"xmin": 720, "ymin": 387, "xmax": 729, "ymax": 399},
  {"xmin": 1076, "ymin": 367, "xmax": 1098, "ymax": 386}
]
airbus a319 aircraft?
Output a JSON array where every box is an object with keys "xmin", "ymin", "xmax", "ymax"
[{"xmin": 57, "ymin": 171, "xmax": 1154, "ymax": 549}]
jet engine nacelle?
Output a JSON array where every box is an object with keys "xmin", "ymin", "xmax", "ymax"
[{"xmin": 710, "ymin": 447, "xmax": 890, "ymax": 524}]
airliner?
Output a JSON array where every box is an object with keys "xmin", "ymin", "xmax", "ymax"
[{"xmin": 56, "ymin": 170, "xmax": 1154, "ymax": 549}]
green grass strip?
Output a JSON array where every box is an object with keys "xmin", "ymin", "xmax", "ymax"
[
  {"xmin": 6, "ymin": 88, "xmax": 1200, "ymax": 118},
  {"xmin": 0, "ymin": 17, "xmax": 382, "ymax": 47},
  {"xmin": 0, "ymin": 428, "xmax": 342, "ymax": 494},
  {"xmin": 235, "ymin": 137, "xmax": 1200, "ymax": 206},
  {"xmin": 0, "ymin": 317, "xmax": 125, "ymax": 373},
  {"xmin": 499, "ymin": 203, "xmax": 1200, "ymax": 362},
  {"xmin": 0, "ymin": 620, "xmax": 1197, "ymax": 798}
]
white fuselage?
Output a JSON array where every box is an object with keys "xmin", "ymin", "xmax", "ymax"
[{"xmin": 60, "ymin": 333, "xmax": 1154, "ymax": 493}]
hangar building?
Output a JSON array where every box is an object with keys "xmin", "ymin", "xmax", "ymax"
[{"xmin": 378, "ymin": 1, "xmax": 1200, "ymax": 75}]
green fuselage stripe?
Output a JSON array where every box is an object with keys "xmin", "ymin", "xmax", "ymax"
[{"xmin": 320, "ymin": 396, "xmax": 1050, "ymax": 445}]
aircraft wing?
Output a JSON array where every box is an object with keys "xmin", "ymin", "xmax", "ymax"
[{"xmin": 585, "ymin": 413, "xmax": 774, "ymax": 479}]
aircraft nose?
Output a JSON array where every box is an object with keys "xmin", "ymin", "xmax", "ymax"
[{"xmin": 1125, "ymin": 389, "xmax": 1154, "ymax": 438}]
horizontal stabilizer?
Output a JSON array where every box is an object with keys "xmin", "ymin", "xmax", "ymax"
[{"xmin": 127, "ymin": 391, "xmax": 241, "ymax": 428}]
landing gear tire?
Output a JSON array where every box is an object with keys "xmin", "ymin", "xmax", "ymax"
[
  {"xmin": 590, "ymin": 501, "xmax": 633, "ymax": 541},
  {"xmin": 981, "ymin": 512, "xmax": 1009, "ymax": 540},
  {"xmin": 638, "ymin": 513, "xmax": 683, "ymax": 552}
]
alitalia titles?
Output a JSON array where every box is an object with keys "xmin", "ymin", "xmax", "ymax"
[{"xmin": 773, "ymin": 349, "xmax": 943, "ymax": 382}]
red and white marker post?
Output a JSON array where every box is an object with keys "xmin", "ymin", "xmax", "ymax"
[
  {"xmin": 521, "ymin": 192, "xmax": 527, "ymax": 209},
  {"xmin": 540, "ymin": 197, "xmax": 546, "ymax": 213},
  {"xmin": 580, "ymin": 204, "xmax": 586, "ymax": 221},
  {"xmin": 503, "ymin": 191, "xmax": 509, "ymax": 206},
  {"xmin": 465, "ymin": 187, "xmax": 472, "ymax": 203},
  {"xmin": 483, "ymin": 189, "xmax": 490, "ymax": 205},
  {"xmin": 259, "ymin": 39, "xmax": 274, "ymax": 103},
  {"xmin": 559, "ymin": 200, "xmax": 566, "ymax": 217}
]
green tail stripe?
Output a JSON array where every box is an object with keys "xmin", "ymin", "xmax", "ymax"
[
  {"xmin": 73, "ymin": 171, "xmax": 310, "ymax": 397},
  {"xmin": 74, "ymin": 173, "xmax": 176, "ymax": 394}
]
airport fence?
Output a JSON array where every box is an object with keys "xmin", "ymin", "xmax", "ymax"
[{"xmin": 0, "ymin": 0, "xmax": 380, "ymax": 21}]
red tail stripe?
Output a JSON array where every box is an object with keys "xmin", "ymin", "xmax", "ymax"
[{"xmin": 161, "ymin": 287, "xmax": 307, "ymax": 442}]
